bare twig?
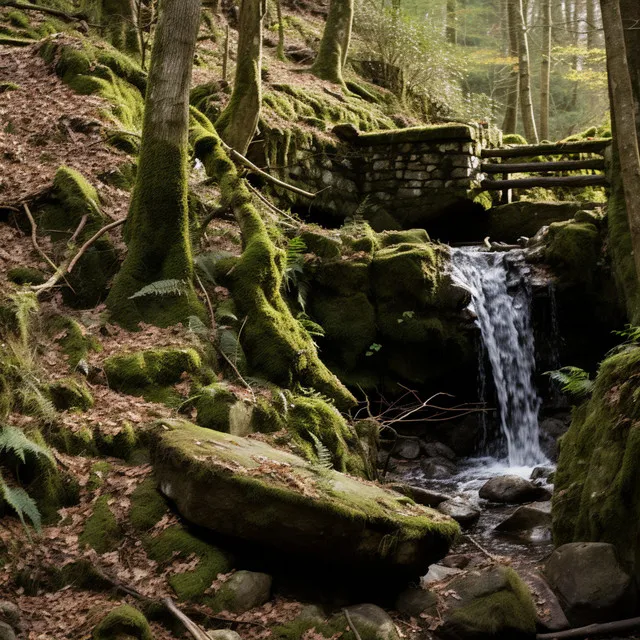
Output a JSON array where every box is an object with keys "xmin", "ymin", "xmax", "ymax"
[
  {"xmin": 343, "ymin": 608, "xmax": 363, "ymax": 640},
  {"xmin": 195, "ymin": 272, "xmax": 218, "ymax": 338},
  {"xmin": 464, "ymin": 534, "xmax": 501, "ymax": 562},
  {"xmin": 67, "ymin": 218, "xmax": 125, "ymax": 273},
  {"xmin": 163, "ymin": 598, "xmax": 211, "ymax": 640},
  {"xmin": 23, "ymin": 203, "xmax": 59, "ymax": 274},
  {"xmin": 246, "ymin": 183, "xmax": 300, "ymax": 228},
  {"xmin": 69, "ymin": 214, "xmax": 88, "ymax": 244}
]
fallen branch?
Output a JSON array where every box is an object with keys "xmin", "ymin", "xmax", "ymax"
[
  {"xmin": 464, "ymin": 534, "xmax": 502, "ymax": 563},
  {"xmin": 247, "ymin": 183, "xmax": 300, "ymax": 228},
  {"xmin": 220, "ymin": 140, "xmax": 317, "ymax": 200},
  {"xmin": 343, "ymin": 609, "xmax": 363, "ymax": 640},
  {"xmin": 163, "ymin": 598, "xmax": 211, "ymax": 640},
  {"xmin": 536, "ymin": 616, "xmax": 640, "ymax": 639},
  {"xmin": 23, "ymin": 203, "xmax": 59, "ymax": 274},
  {"xmin": 0, "ymin": 0, "xmax": 88, "ymax": 21}
]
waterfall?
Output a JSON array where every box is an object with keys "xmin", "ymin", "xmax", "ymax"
[{"xmin": 450, "ymin": 247, "xmax": 546, "ymax": 467}]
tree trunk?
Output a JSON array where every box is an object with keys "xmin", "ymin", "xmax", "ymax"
[
  {"xmin": 502, "ymin": 0, "xmax": 520, "ymax": 133},
  {"xmin": 540, "ymin": 0, "xmax": 552, "ymax": 140},
  {"xmin": 275, "ymin": 0, "xmax": 285, "ymax": 61},
  {"xmin": 102, "ymin": 0, "xmax": 141, "ymax": 54},
  {"xmin": 106, "ymin": 0, "xmax": 203, "ymax": 328},
  {"xmin": 620, "ymin": 0, "xmax": 640, "ymax": 131},
  {"xmin": 516, "ymin": 0, "xmax": 539, "ymax": 142},
  {"xmin": 601, "ymin": 0, "xmax": 640, "ymax": 284},
  {"xmin": 446, "ymin": 0, "xmax": 457, "ymax": 44},
  {"xmin": 215, "ymin": 0, "xmax": 265, "ymax": 154},
  {"xmin": 310, "ymin": 0, "xmax": 354, "ymax": 85}
]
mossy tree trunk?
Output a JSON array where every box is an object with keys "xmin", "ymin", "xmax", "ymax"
[
  {"xmin": 601, "ymin": 0, "xmax": 640, "ymax": 284},
  {"xmin": 516, "ymin": 0, "xmax": 538, "ymax": 143},
  {"xmin": 102, "ymin": 0, "xmax": 142, "ymax": 55},
  {"xmin": 275, "ymin": 0, "xmax": 285, "ymax": 61},
  {"xmin": 215, "ymin": 0, "xmax": 265, "ymax": 155},
  {"xmin": 502, "ymin": 0, "xmax": 519, "ymax": 134},
  {"xmin": 310, "ymin": 0, "xmax": 354, "ymax": 85},
  {"xmin": 106, "ymin": 0, "xmax": 204, "ymax": 329},
  {"xmin": 539, "ymin": 0, "xmax": 551, "ymax": 141}
]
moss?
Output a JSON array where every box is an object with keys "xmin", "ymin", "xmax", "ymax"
[
  {"xmin": 129, "ymin": 477, "xmax": 167, "ymax": 531},
  {"xmin": 87, "ymin": 461, "xmax": 110, "ymax": 492},
  {"xmin": 99, "ymin": 160, "xmax": 137, "ymax": 190},
  {"xmin": 48, "ymin": 377, "xmax": 93, "ymax": 411},
  {"xmin": 105, "ymin": 129, "xmax": 140, "ymax": 154},
  {"xmin": 93, "ymin": 422, "xmax": 138, "ymax": 460},
  {"xmin": 313, "ymin": 258, "xmax": 370, "ymax": 297},
  {"xmin": 46, "ymin": 315, "xmax": 100, "ymax": 368},
  {"xmin": 0, "ymin": 35, "xmax": 34, "ymax": 46},
  {"xmin": 377, "ymin": 229, "xmax": 430, "ymax": 248},
  {"xmin": 93, "ymin": 604, "xmax": 152, "ymax": 640},
  {"xmin": 0, "ymin": 82, "xmax": 20, "ymax": 93},
  {"xmin": 7, "ymin": 267, "xmax": 46, "ymax": 285},
  {"xmin": 104, "ymin": 347, "xmax": 202, "ymax": 392},
  {"xmin": 356, "ymin": 124, "xmax": 475, "ymax": 146},
  {"xmin": 545, "ymin": 221, "xmax": 601, "ymax": 287},
  {"xmin": 502, "ymin": 133, "xmax": 528, "ymax": 145},
  {"xmin": 300, "ymin": 231, "xmax": 342, "ymax": 260},
  {"xmin": 80, "ymin": 495, "xmax": 121, "ymax": 554},
  {"xmin": 552, "ymin": 346, "xmax": 640, "ymax": 579},
  {"xmin": 144, "ymin": 525, "xmax": 233, "ymax": 602},
  {"xmin": 7, "ymin": 10, "xmax": 29, "ymax": 28},
  {"xmin": 194, "ymin": 384, "xmax": 237, "ymax": 432}
]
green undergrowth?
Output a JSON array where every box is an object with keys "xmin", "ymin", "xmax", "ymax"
[
  {"xmin": 50, "ymin": 421, "xmax": 138, "ymax": 460},
  {"xmin": 79, "ymin": 494, "xmax": 121, "ymax": 554},
  {"xmin": 0, "ymin": 9, "xmax": 68, "ymax": 42},
  {"xmin": 46, "ymin": 315, "xmax": 102, "ymax": 368},
  {"xmin": 93, "ymin": 604, "xmax": 152, "ymax": 640}
]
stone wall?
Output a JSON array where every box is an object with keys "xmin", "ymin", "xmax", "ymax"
[{"xmin": 268, "ymin": 123, "xmax": 500, "ymax": 232}]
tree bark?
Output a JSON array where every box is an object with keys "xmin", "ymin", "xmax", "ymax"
[
  {"xmin": 310, "ymin": 0, "xmax": 354, "ymax": 85},
  {"xmin": 502, "ymin": 0, "xmax": 520, "ymax": 134},
  {"xmin": 516, "ymin": 0, "xmax": 539, "ymax": 142},
  {"xmin": 216, "ymin": 0, "xmax": 265, "ymax": 154},
  {"xmin": 446, "ymin": 0, "xmax": 457, "ymax": 44},
  {"xmin": 540, "ymin": 0, "xmax": 552, "ymax": 140},
  {"xmin": 102, "ymin": 0, "xmax": 141, "ymax": 54},
  {"xmin": 275, "ymin": 0, "xmax": 285, "ymax": 61},
  {"xmin": 601, "ymin": 0, "xmax": 640, "ymax": 284},
  {"xmin": 106, "ymin": 0, "xmax": 203, "ymax": 328}
]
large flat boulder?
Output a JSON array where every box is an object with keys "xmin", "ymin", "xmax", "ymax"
[{"xmin": 150, "ymin": 419, "xmax": 458, "ymax": 586}]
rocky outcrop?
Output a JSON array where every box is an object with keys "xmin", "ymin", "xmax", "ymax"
[
  {"xmin": 150, "ymin": 419, "xmax": 459, "ymax": 588},
  {"xmin": 495, "ymin": 502, "xmax": 551, "ymax": 542}
]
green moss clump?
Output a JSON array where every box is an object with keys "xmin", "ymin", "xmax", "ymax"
[
  {"xmin": 545, "ymin": 221, "xmax": 601, "ymax": 287},
  {"xmin": 552, "ymin": 346, "xmax": 640, "ymax": 580},
  {"xmin": 7, "ymin": 10, "xmax": 29, "ymax": 28},
  {"xmin": 91, "ymin": 422, "xmax": 138, "ymax": 461},
  {"xmin": 377, "ymin": 229, "xmax": 430, "ymax": 248},
  {"xmin": 93, "ymin": 604, "xmax": 152, "ymax": 640},
  {"xmin": 129, "ymin": 477, "xmax": 167, "ymax": 531},
  {"xmin": 80, "ymin": 495, "xmax": 121, "ymax": 554},
  {"xmin": 105, "ymin": 129, "xmax": 140, "ymax": 155},
  {"xmin": 87, "ymin": 461, "xmax": 110, "ymax": 492},
  {"xmin": 356, "ymin": 124, "xmax": 475, "ymax": 146},
  {"xmin": 7, "ymin": 267, "xmax": 45, "ymax": 285},
  {"xmin": 502, "ymin": 133, "xmax": 528, "ymax": 145},
  {"xmin": 46, "ymin": 315, "xmax": 101, "ymax": 368},
  {"xmin": 0, "ymin": 82, "xmax": 20, "ymax": 94},
  {"xmin": 194, "ymin": 384, "xmax": 237, "ymax": 432},
  {"xmin": 144, "ymin": 525, "xmax": 233, "ymax": 602},
  {"xmin": 48, "ymin": 377, "xmax": 93, "ymax": 411},
  {"xmin": 104, "ymin": 347, "xmax": 202, "ymax": 393}
]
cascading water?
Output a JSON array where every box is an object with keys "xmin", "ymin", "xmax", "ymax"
[{"xmin": 450, "ymin": 247, "xmax": 547, "ymax": 468}]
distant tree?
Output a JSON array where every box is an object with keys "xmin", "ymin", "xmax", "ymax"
[
  {"xmin": 502, "ymin": 0, "xmax": 520, "ymax": 134},
  {"xmin": 516, "ymin": 0, "xmax": 538, "ymax": 142},
  {"xmin": 216, "ymin": 0, "xmax": 265, "ymax": 154},
  {"xmin": 106, "ymin": 0, "xmax": 203, "ymax": 327},
  {"xmin": 539, "ymin": 0, "xmax": 551, "ymax": 140},
  {"xmin": 446, "ymin": 0, "xmax": 457, "ymax": 44},
  {"xmin": 310, "ymin": 0, "xmax": 354, "ymax": 85}
]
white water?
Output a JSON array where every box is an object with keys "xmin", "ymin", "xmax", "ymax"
[{"xmin": 450, "ymin": 247, "xmax": 547, "ymax": 468}]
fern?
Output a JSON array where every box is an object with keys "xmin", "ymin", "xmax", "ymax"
[
  {"xmin": 0, "ymin": 424, "xmax": 54, "ymax": 465},
  {"xmin": 187, "ymin": 315, "xmax": 209, "ymax": 337},
  {"xmin": 614, "ymin": 324, "xmax": 640, "ymax": 344},
  {"xmin": 128, "ymin": 279, "xmax": 187, "ymax": 300},
  {"xmin": 544, "ymin": 366, "xmax": 595, "ymax": 398},
  {"xmin": 309, "ymin": 432, "xmax": 333, "ymax": 470},
  {"xmin": 15, "ymin": 378, "xmax": 57, "ymax": 424},
  {"xmin": 297, "ymin": 314, "xmax": 325, "ymax": 339},
  {"xmin": 195, "ymin": 250, "xmax": 235, "ymax": 286},
  {"xmin": 0, "ymin": 475, "xmax": 41, "ymax": 533}
]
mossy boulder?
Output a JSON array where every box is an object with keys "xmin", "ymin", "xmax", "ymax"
[
  {"xmin": 435, "ymin": 565, "xmax": 537, "ymax": 639},
  {"xmin": 48, "ymin": 377, "xmax": 93, "ymax": 411},
  {"xmin": 150, "ymin": 419, "xmax": 458, "ymax": 589},
  {"xmin": 93, "ymin": 605, "xmax": 152, "ymax": 640},
  {"xmin": 552, "ymin": 346, "xmax": 640, "ymax": 587},
  {"xmin": 545, "ymin": 220, "xmax": 601, "ymax": 287},
  {"xmin": 210, "ymin": 570, "xmax": 272, "ymax": 613}
]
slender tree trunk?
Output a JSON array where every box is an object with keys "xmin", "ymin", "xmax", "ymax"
[
  {"xmin": 310, "ymin": 0, "xmax": 354, "ymax": 85},
  {"xmin": 620, "ymin": 0, "xmax": 640, "ymax": 130},
  {"xmin": 275, "ymin": 0, "xmax": 285, "ymax": 61},
  {"xmin": 446, "ymin": 0, "xmax": 457, "ymax": 44},
  {"xmin": 601, "ymin": 0, "xmax": 640, "ymax": 283},
  {"xmin": 502, "ymin": 0, "xmax": 520, "ymax": 133},
  {"xmin": 516, "ymin": 0, "xmax": 538, "ymax": 142},
  {"xmin": 586, "ymin": 0, "xmax": 597, "ymax": 48},
  {"xmin": 540, "ymin": 0, "xmax": 552, "ymax": 140},
  {"xmin": 106, "ymin": 0, "xmax": 203, "ymax": 328},
  {"xmin": 216, "ymin": 0, "xmax": 265, "ymax": 154}
]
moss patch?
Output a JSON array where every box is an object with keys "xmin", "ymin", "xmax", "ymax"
[
  {"xmin": 48, "ymin": 377, "xmax": 93, "ymax": 411},
  {"xmin": 129, "ymin": 477, "xmax": 168, "ymax": 532},
  {"xmin": 79, "ymin": 495, "xmax": 121, "ymax": 554},
  {"xmin": 93, "ymin": 604, "xmax": 152, "ymax": 640}
]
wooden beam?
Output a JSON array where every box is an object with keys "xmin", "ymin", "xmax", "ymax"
[
  {"xmin": 482, "ymin": 159, "xmax": 605, "ymax": 174},
  {"xmin": 481, "ymin": 174, "xmax": 608, "ymax": 190},
  {"xmin": 482, "ymin": 139, "xmax": 611, "ymax": 158}
]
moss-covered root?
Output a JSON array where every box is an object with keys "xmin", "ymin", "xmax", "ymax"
[
  {"xmin": 93, "ymin": 604, "xmax": 152, "ymax": 640},
  {"xmin": 190, "ymin": 120, "xmax": 356, "ymax": 411},
  {"xmin": 105, "ymin": 0, "xmax": 204, "ymax": 329}
]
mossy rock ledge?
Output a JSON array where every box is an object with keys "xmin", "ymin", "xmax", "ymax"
[{"xmin": 150, "ymin": 419, "xmax": 458, "ymax": 587}]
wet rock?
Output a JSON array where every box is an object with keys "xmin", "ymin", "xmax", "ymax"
[
  {"xmin": 396, "ymin": 587, "xmax": 438, "ymax": 617},
  {"xmin": 530, "ymin": 466, "xmax": 554, "ymax": 482},
  {"xmin": 393, "ymin": 437, "xmax": 422, "ymax": 460},
  {"xmin": 494, "ymin": 501, "xmax": 551, "ymax": 542},
  {"xmin": 435, "ymin": 565, "xmax": 537, "ymax": 640},
  {"xmin": 432, "ymin": 415, "xmax": 479, "ymax": 457},
  {"xmin": 423, "ymin": 441, "xmax": 456, "ymax": 461},
  {"xmin": 0, "ymin": 624, "xmax": 15, "ymax": 640},
  {"xmin": 539, "ymin": 417, "xmax": 570, "ymax": 461},
  {"xmin": 479, "ymin": 475, "xmax": 550, "ymax": 504},
  {"xmin": 520, "ymin": 570, "xmax": 569, "ymax": 633},
  {"xmin": 212, "ymin": 571, "xmax": 272, "ymax": 613},
  {"xmin": 333, "ymin": 604, "xmax": 400, "ymax": 640},
  {"xmin": 441, "ymin": 554, "xmax": 471, "ymax": 570},
  {"xmin": 423, "ymin": 564, "xmax": 463, "ymax": 585},
  {"xmin": 386, "ymin": 483, "xmax": 449, "ymax": 507},
  {"xmin": 437, "ymin": 498, "xmax": 480, "ymax": 527},
  {"xmin": 545, "ymin": 542, "xmax": 635, "ymax": 626},
  {"xmin": 421, "ymin": 456, "xmax": 457, "ymax": 479}
]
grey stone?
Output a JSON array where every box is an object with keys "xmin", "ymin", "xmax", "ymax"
[
  {"xmin": 397, "ymin": 188, "xmax": 422, "ymax": 198},
  {"xmin": 421, "ymin": 456, "xmax": 457, "ymax": 479},
  {"xmin": 423, "ymin": 564, "xmax": 463, "ymax": 584},
  {"xmin": 213, "ymin": 571, "xmax": 272, "ymax": 613},
  {"xmin": 423, "ymin": 441, "xmax": 456, "ymax": 460},
  {"xmin": 479, "ymin": 475, "xmax": 551, "ymax": 504},
  {"xmin": 0, "ymin": 623, "xmax": 15, "ymax": 640},
  {"xmin": 440, "ymin": 554, "xmax": 471, "ymax": 569},
  {"xmin": 334, "ymin": 604, "xmax": 400, "ymax": 640},
  {"xmin": 0, "ymin": 603, "xmax": 20, "ymax": 630},
  {"xmin": 393, "ymin": 436, "xmax": 422, "ymax": 460},
  {"xmin": 545, "ymin": 542, "xmax": 635, "ymax": 626},
  {"xmin": 297, "ymin": 604, "xmax": 326, "ymax": 623},
  {"xmin": 521, "ymin": 570, "xmax": 569, "ymax": 633},
  {"xmin": 495, "ymin": 501, "xmax": 551, "ymax": 542},
  {"xmin": 530, "ymin": 466, "xmax": 554, "ymax": 482},
  {"xmin": 405, "ymin": 170, "xmax": 427, "ymax": 180},
  {"xmin": 438, "ymin": 497, "xmax": 480, "ymax": 527},
  {"xmin": 386, "ymin": 483, "xmax": 449, "ymax": 507},
  {"xmin": 451, "ymin": 167, "xmax": 472, "ymax": 179},
  {"xmin": 424, "ymin": 180, "xmax": 444, "ymax": 188},
  {"xmin": 207, "ymin": 631, "xmax": 242, "ymax": 640},
  {"xmin": 332, "ymin": 122, "xmax": 359, "ymax": 141},
  {"xmin": 373, "ymin": 160, "xmax": 390, "ymax": 171},
  {"xmin": 396, "ymin": 588, "xmax": 438, "ymax": 617}
]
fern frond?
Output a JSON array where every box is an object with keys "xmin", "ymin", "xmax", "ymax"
[
  {"xmin": 195, "ymin": 251, "xmax": 235, "ymax": 286},
  {"xmin": 613, "ymin": 324, "xmax": 640, "ymax": 344},
  {"xmin": 0, "ymin": 424, "xmax": 54, "ymax": 465},
  {"xmin": 15, "ymin": 380, "xmax": 57, "ymax": 424},
  {"xmin": 187, "ymin": 315, "xmax": 209, "ymax": 336},
  {"xmin": 544, "ymin": 366, "xmax": 595, "ymax": 398},
  {"xmin": 297, "ymin": 314, "xmax": 325, "ymax": 339},
  {"xmin": 309, "ymin": 432, "xmax": 333, "ymax": 470},
  {"xmin": 128, "ymin": 279, "xmax": 187, "ymax": 300},
  {"xmin": 0, "ymin": 473, "xmax": 42, "ymax": 534}
]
